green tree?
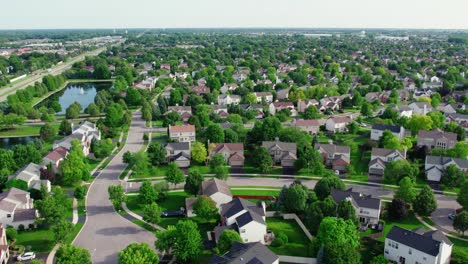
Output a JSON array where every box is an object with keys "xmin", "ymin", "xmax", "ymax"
[
  {"xmin": 395, "ymin": 177, "xmax": 416, "ymax": 204},
  {"xmin": 105, "ymin": 103, "xmax": 124, "ymax": 128},
  {"xmin": 65, "ymin": 102, "xmax": 82, "ymax": 119},
  {"xmin": 85, "ymin": 103, "xmax": 100, "ymax": 117},
  {"xmin": 58, "ymin": 119, "xmax": 72, "ymax": 136},
  {"xmin": 193, "ymin": 195, "xmax": 218, "ymax": 220},
  {"xmin": 39, "ymin": 122, "xmax": 56, "ymax": 142},
  {"xmin": 147, "ymin": 142, "xmax": 166, "ymax": 166},
  {"xmin": 314, "ymin": 175, "xmax": 345, "ymax": 200},
  {"xmin": 254, "ymin": 147, "xmax": 273, "ymax": 174},
  {"xmin": 360, "ymin": 102, "xmax": 373, "ymax": 117},
  {"xmin": 139, "ymin": 180, "xmax": 158, "ymax": 205},
  {"xmin": 284, "ymin": 184, "xmax": 308, "ymax": 213},
  {"xmin": 379, "ymin": 130, "xmax": 401, "ymax": 150},
  {"xmin": 35, "ymin": 188, "xmax": 68, "ymax": 225},
  {"xmin": 246, "ymin": 93, "xmax": 257, "ymax": 104},
  {"xmin": 442, "ymin": 164, "xmax": 467, "ymax": 188},
  {"xmin": 60, "ymin": 140, "xmax": 90, "ymax": 186},
  {"xmin": 191, "ymin": 141, "xmax": 207, "ymax": 164},
  {"xmin": 52, "ymin": 220, "xmax": 74, "ymax": 243},
  {"xmin": 346, "ymin": 121, "xmax": 359, "ymax": 134},
  {"xmin": 388, "ymin": 198, "xmax": 409, "ymax": 220},
  {"xmin": 205, "ymin": 123, "xmax": 225, "ymax": 143},
  {"xmin": 458, "ymin": 181, "xmax": 468, "ymax": 209},
  {"xmin": 108, "ymin": 185, "xmax": 126, "ymax": 210},
  {"xmin": 408, "ymin": 114, "xmax": 433, "ymax": 135},
  {"xmin": 184, "ymin": 170, "xmax": 204, "ymax": 195},
  {"xmin": 94, "ymin": 63, "xmax": 111, "ymax": 79},
  {"xmin": 5, "ymin": 179, "xmax": 28, "ymax": 191},
  {"xmin": 209, "ymin": 154, "xmax": 226, "ymax": 171},
  {"xmin": 337, "ymin": 200, "xmax": 358, "ymax": 225},
  {"xmin": 74, "ymin": 186, "xmax": 87, "ymax": 200},
  {"xmin": 119, "ymin": 243, "xmax": 159, "ymax": 264},
  {"xmin": 312, "ymin": 217, "xmax": 360, "ymax": 254},
  {"xmin": 413, "ymin": 185, "xmax": 437, "ymax": 216},
  {"xmin": 294, "ymin": 146, "xmax": 324, "ymax": 174},
  {"xmin": 217, "ymin": 229, "xmax": 242, "ymax": 254},
  {"xmin": 304, "ymin": 105, "xmax": 320, "ymax": 119},
  {"xmin": 6, "ymin": 227, "xmax": 17, "ymax": 241},
  {"xmin": 369, "ymin": 254, "xmax": 387, "ymax": 264},
  {"xmin": 155, "ymin": 220, "xmax": 202, "ymax": 262},
  {"xmin": 321, "ymin": 243, "xmax": 361, "ymax": 264},
  {"xmin": 383, "ymin": 160, "xmax": 419, "ymax": 184},
  {"xmin": 143, "ymin": 202, "xmax": 162, "ymax": 225},
  {"xmin": 132, "ymin": 151, "xmax": 149, "ymax": 178},
  {"xmin": 55, "ymin": 244, "xmax": 91, "ymax": 264},
  {"xmin": 453, "ymin": 211, "xmax": 468, "ymax": 236},
  {"xmin": 166, "ymin": 162, "xmax": 185, "ymax": 186}
]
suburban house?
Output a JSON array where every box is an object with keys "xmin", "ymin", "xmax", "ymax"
[
  {"xmin": 425, "ymin": 156, "xmax": 468, "ymax": 182},
  {"xmin": 445, "ymin": 113, "xmax": 468, "ymax": 132},
  {"xmin": 164, "ymin": 142, "xmax": 191, "ymax": 168},
  {"xmin": 292, "ymin": 119, "xmax": 320, "ymax": 135},
  {"xmin": 134, "ymin": 77, "xmax": 157, "ymax": 90},
  {"xmin": 371, "ymin": 124, "xmax": 406, "ymax": 141},
  {"xmin": 42, "ymin": 146, "xmax": 69, "ymax": 172},
  {"xmin": 160, "ymin": 63, "xmax": 171, "ymax": 71},
  {"xmin": 212, "ymin": 105, "xmax": 229, "ymax": 119},
  {"xmin": 201, "ymin": 179, "xmax": 233, "ymax": 208},
  {"xmin": 408, "ymin": 102, "xmax": 433, "ymax": 115},
  {"xmin": 220, "ymin": 83, "xmax": 239, "ymax": 94},
  {"xmin": 53, "ymin": 121, "xmax": 101, "ymax": 156},
  {"xmin": 210, "ymin": 242, "xmax": 279, "ymax": 264},
  {"xmin": 190, "ymin": 85, "xmax": 210, "ymax": 96},
  {"xmin": 389, "ymin": 105, "xmax": 413, "ymax": 118},
  {"xmin": 315, "ymin": 143, "xmax": 351, "ymax": 172},
  {"xmin": 218, "ymin": 94, "xmax": 241, "ymax": 105},
  {"xmin": 167, "ymin": 105, "xmax": 192, "ymax": 122},
  {"xmin": 417, "ymin": 129, "xmax": 457, "ymax": 150},
  {"xmin": 369, "ymin": 148, "xmax": 406, "ymax": 176},
  {"xmin": 269, "ymin": 102, "xmax": 297, "ymax": 116},
  {"xmin": 253, "ymin": 92, "xmax": 273, "ymax": 103},
  {"xmin": 209, "ymin": 143, "xmax": 245, "ymax": 166},
  {"xmin": 437, "ymin": 103, "xmax": 457, "ymax": 114},
  {"xmin": 331, "ymin": 188, "xmax": 381, "ymax": 225},
  {"xmin": 0, "ymin": 188, "xmax": 38, "ymax": 229},
  {"xmin": 0, "ymin": 224, "xmax": 9, "ymax": 264},
  {"xmin": 325, "ymin": 117, "xmax": 352, "ymax": 133},
  {"xmin": 239, "ymin": 104, "xmax": 264, "ymax": 119},
  {"xmin": 168, "ymin": 125, "xmax": 196, "ymax": 144},
  {"xmin": 262, "ymin": 139, "xmax": 297, "ymax": 168},
  {"xmin": 384, "ymin": 226, "xmax": 452, "ymax": 264},
  {"xmin": 9, "ymin": 163, "xmax": 51, "ymax": 192},
  {"xmin": 212, "ymin": 198, "xmax": 267, "ymax": 244},
  {"xmin": 276, "ymin": 89, "xmax": 290, "ymax": 100},
  {"xmin": 297, "ymin": 99, "xmax": 319, "ymax": 113}
]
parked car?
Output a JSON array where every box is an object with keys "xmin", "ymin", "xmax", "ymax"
[
  {"xmin": 17, "ymin": 252, "xmax": 36, "ymax": 261},
  {"xmin": 161, "ymin": 210, "xmax": 185, "ymax": 217},
  {"xmin": 448, "ymin": 213, "xmax": 456, "ymax": 221}
]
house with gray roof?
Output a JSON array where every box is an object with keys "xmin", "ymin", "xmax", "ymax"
[
  {"xmin": 0, "ymin": 188, "xmax": 37, "ymax": 229},
  {"xmin": 445, "ymin": 113, "xmax": 468, "ymax": 132},
  {"xmin": 262, "ymin": 139, "xmax": 297, "ymax": 168},
  {"xmin": 417, "ymin": 129, "xmax": 457, "ymax": 150},
  {"xmin": 371, "ymin": 124, "xmax": 406, "ymax": 141},
  {"xmin": 210, "ymin": 242, "xmax": 279, "ymax": 264},
  {"xmin": 210, "ymin": 143, "xmax": 245, "ymax": 167},
  {"xmin": 186, "ymin": 179, "xmax": 233, "ymax": 218},
  {"xmin": 384, "ymin": 226, "xmax": 452, "ymax": 264},
  {"xmin": 9, "ymin": 163, "xmax": 51, "ymax": 192},
  {"xmin": 369, "ymin": 148, "xmax": 406, "ymax": 176},
  {"xmin": 315, "ymin": 143, "xmax": 351, "ymax": 172},
  {"xmin": 164, "ymin": 142, "xmax": 191, "ymax": 168},
  {"xmin": 331, "ymin": 188, "xmax": 381, "ymax": 225},
  {"xmin": 54, "ymin": 121, "xmax": 101, "ymax": 156},
  {"xmin": 425, "ymin": 156, "xmax": 468, "ymax": 182},
  {"xmin": 239, "ymin": 104, "xmax": 264, "ymax": 119},
  {"xmin": 408, "ymin": 102, "xmax": 433, "ymax": 115}
]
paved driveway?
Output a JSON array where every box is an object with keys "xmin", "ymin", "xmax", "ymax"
[
  {"xmin": 73, "ymin": 111, "xmax": 155, "ymax": 264},
  {"xmin": 431, "ymin": 194, "xmax": 460, "ymax": 233}
]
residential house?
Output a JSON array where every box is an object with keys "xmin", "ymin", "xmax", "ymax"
[
  {"xmin": 369, "ymin": 148, "xmax": 406, "ymax": 176},
  {"xmin": 425, "ymin": 156, "xmax": 468, "ymax": 182},
  {"xmin": 239, "ymin": 104, "xmax": 264, "ymax": 119},
  {"xmin": 220, "ymin": 84, "xmax": 239, "ymax": 94},
  {"xmin": 167, "ymin": 105, "xmax": 192, "ymax": 122},
  {"xmin": 437, "ymin": 104, "xmax": 457, "ymax": 115},
  {"xmin": 262, "ymin": 139, "xmax": 297, "ymax": 168},
  {"xmin": 387, "ymin": 105, "xmax": 413, "ymax": 118},
  {"xmin": 325, "ymin": 117, "xmax": 352, "ymax": 133},
  {"xmin": 168, "ymin": 125, "xmax": 196, "ymax": 144},
  {"xmin": 384, "ymin": 226, "xmax": 452, "ymax": 264},
  {"xmin": 253, "ymin": 92, "xmax": 273, "ymax": 104},
  {"xmin": 408, "ymin": 102, "xmax": 433, "ymax": 115},
  {"xmin": 276, "ymin": 89, "xmax": 290, "ymax": 100},
  {"xmin": 212, "ymin": 198, "xmax": 267, "ymax": 244},
  {"xmin": 164, "ymin": 142, "xmax": 191, "ymax": 168},
  {"xmin": 331, "ymin": 188, "xmax": 381, "ymax": 225},
  {"xmin": 293, "ymin": 119, "xmax": 320, "ymax": 135},
  {"xmin": 0, "ymin": 224, "xmax": 9, "ymax": 264},
  {"xmin": 190, "ymin": 85, "xmax": 210, "ymax": 96},
  {"xmin": 160, "ymin": 64, "xmax": 171, "ymax": 71},
  {"xmin": 53, "ymin": 121, "xmax": 101, "ymax": 156},
  {"xmin": 417, "ymin": 129, "xmax": 457, "ymax": 150},
  {"xmin": 210, "ymin": 143, "xmax": 245, "ymax": 167},
  {"xmin": 174, "ymin": 72, "xmax": 189, "ymax": 80},
  {"xmin": 210, "ymin": 242, "xmax": 279, "ymax": 264},
  {"xmin": 0, "ymin": 188, "xmax": 37, "ymax": 229},
  {"xmin": 134, "ymin": 77, "xmax": 157, "ymax": 90},
  {"xmin": 297, "ymin": 99, "xmax": 319, "ymax": 113},
  {"xmin": 9, "ymin": 163, "xmax": 51, "ymax": 192},
  {"xmin": 201, "ymin": 179, "xmax": 233, "ymax": 208},
  {"xmin": 218, "ymin": 95, "xmax": 241, "ymax": 105},
  {"xmin": 315, "ymin": 143, "xmax": 351, "ymax": 172},
  {"xmin": 445, "ymin": 113, "xmax": 468, "ymax": 132},
  {"xmin": 269, "ymin": 102, "xmax": 297, "ymax": 116},
  {"xmin": 42, "ymin": 146, "xmax": 69, "ymax": 172},
  {"xmin": 371, "ymin": 124, "xmax": 406, "ymax": 141},
  {"xmin": 320, "ymin": 96, "xmax": 345, "ymax": 109},
  {"xmin": 212, "ymin": 105, "xmax": 229, "ymax": 119}
]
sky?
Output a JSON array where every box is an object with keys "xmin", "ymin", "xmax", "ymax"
[{"xmin": 1, "ymin": 0, "xmax": 467, "ymax": 30}]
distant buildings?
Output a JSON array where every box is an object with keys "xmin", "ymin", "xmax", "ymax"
[
  {"xmin": 262, "ymin": 139, "xmax": 297, "ymax": 168},
  {"xmin": 371, "ymin": 124, "xmax": 406, "ymax": 141},
  {"xmin": 425, "ymin": 156, "xmax": 468, "ymax": 182},
  {"xmin": 316, "ymin": 143, "xmax": 351, "ymax": 172},
  {"xmin": 369, "ymin": 148, "xmax": 406, "ymax": 176}
]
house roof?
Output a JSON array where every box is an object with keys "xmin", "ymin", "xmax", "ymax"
[
  {"xmin": 212, "ymin": 143, "xmax": 244, "ymax": 153},
  {"xmin": 236, "ymin": 210, "xmax": 265, "ymax": 227},
  {"xmin": 13, "ymin": 208, "xmax": 37, "ymax": 222},
  {"xmin": 272, "ymin": 101, "xmax": 294, "ymax": 108},
  {"xmin": 201, "ymin": 179, "xmax": 232, "ymax": 198},
  {"xmin": 316, "ymin": 143, "xmax": 350, "ymax": 156},
  {"xmin": 371, "ymin": 148, "xmax": 406, "ymax": 159},
  {"xmin": 262, "ymin": 140, "xmax": 296, "ymax": 155},
  {"xmin": 294, "ymin": 119, "xmax": 320, "ymax": 127},
  {"xmin": 0, "ymin": 188, "xmax": 29, "ymax": 205},
  {"xmin": 43, "ymin": 147, "xmax": 69, "ymax": 163},
  {"xmin": 173, "ymin": 152, "xmax": 191, "ymax": 161},
  {"xmin": 418, "ymin": 129, "xmax": 457, "ymax": 142},
  {"xmin": 165, "ymin": 142, "xmax": 190, "ymax": 151},
  {"xmin": 425, "ymin": 156, "xmax": 468, "ymax": 169},
  {"xmin": 328, "ymin": 117, "xmax": 352, "ymax": 124},
  {"xmin": 12, "ymin": 163, "xmax": 42, "ymax": 183},
  {"xmin": 372, "ymin": 124, "xmax": 403, "ymax": 134},
  {"xmin": 387, "ymin": 226, "xmax": 452, "ymax": 257},
  {"xmin": 169, "ymin": 125, "xmax": 195, "ymax": 133},
  {"xmin": 331, "ymin": 188, "xmax": 381, "ymax": 210},
  {"xmin": 210, "ymin": 242, "xmax": 279, "ymax": 264},
  {"xmin": 220, "ymin": 198, "xmax": 265, "ymax": 219}
]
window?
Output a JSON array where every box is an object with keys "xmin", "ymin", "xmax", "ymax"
[
  {"xmin": 240, "ymin": 229, "xmax": 246, "ymax": 233},
  {"xmin": 395, "ymin": 243, "xmax": 398, "ymax": 249},
  {"xmin": 384, "ymin": 250, "xmax": 389, "ymax": 254},
  {"xmin": 423, "ymin": 257, "xmax": 426, "ymax": 261},
  {"xmin": 408, "ymin": 249, "xmax": 412, "ymax": 255},
  {"xmin": 6, "ymin": 214, "xmax": 11, "ymax": 218}
]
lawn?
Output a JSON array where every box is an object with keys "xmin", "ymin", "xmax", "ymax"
[
  {"xmin": 266, "ymin": 217, "xmax": 312, "ymax": 257},
  {"xmin": 0, "ymin": 124, "xmax": 59, "ymax": 137},
  {"xmin": 130, "ymin": 164, "xmax": 210, "ymax": 178},
  {"xmin": 126, "ymin": 191, "xmax": 190, "ymax": 215},
  {"xmin": 15, "ymin": 228, "xmax": 55, "ymax": 253},
  {"xmin": 231, "ymin": 189, "xmax": 280, "ymax": 197},
  {"xmin": 376, "ymin": 212, "xmax": 427, "ymax": 242}
]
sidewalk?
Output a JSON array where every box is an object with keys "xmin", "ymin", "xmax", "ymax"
[{"xmin": 416, "ymin": 215, "xmax": 468, "ymax": 242}]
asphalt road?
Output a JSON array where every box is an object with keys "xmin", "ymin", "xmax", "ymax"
[
  {"xmin": 0, "ymin": 47, "xmax": 105, "ymax": 102},
  {"xmin": 73, "ymin": 111, "xmax": 155, "ymax": 264}
]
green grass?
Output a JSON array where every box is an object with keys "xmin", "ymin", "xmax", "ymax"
[
  {"xmin": 0, "ymin": 124, "xmax": 60, "ymax": 137},
  {"xmin": 15, "ymin": 228, "xmax": 55, "ymax": 253},
  {"xmin": 126, "ymin": 191, "xmax": 190, "ymax": 215},
  {"xmin": 231, "ymin": 189, "xmax": 280, "ymax": 197},
  {"xmin": 376, "ymin": 212, "xmax": 427, "ymax": 242},
  {"xmin": 360, "ymin": 237, "xmax": 384, "ymax": 264},
  {"xmin": 77, "ymin": 198, "xmax": 86, "ymax": 217},
  {"xmin": 266, "ymin": 217, "xmax": 312, "ymax": 257},
  {"xmin": 86, "ymin": 158, "xmax": 102, "ymax": 171}
]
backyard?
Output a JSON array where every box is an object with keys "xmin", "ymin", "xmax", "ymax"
[{"xmin": 266, "ymin": 217, "xmax": 313, "ymax": 257}]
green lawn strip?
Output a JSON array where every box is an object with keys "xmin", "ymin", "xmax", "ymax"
[
  {"xmin": 77, "ymin": 199, "xmax": 86, "ymax": 216},
  {"xmin": 15, "ymin": 228, "xmax": 55, "ymax": 253},
  {"xmin": 87, "ymin": 158, "xmax": 102, "ymax": 171},
  {"xmin": 64, "ymin": 197, "xmax": 74, "ymax": 219},
  {"xmin": 230, "ymin": 189, "xmax": 280, "ymax": 197},
  {"xmin": 0, "ymin": 124, "xmax": 59, "ymax": 137},
  {"xmin": 266, "ymin": 217, "xmax": 312, "ymax": 257},
  {"xmin": 375, "ymin": 212, "xmax": 427, "ymax": 242},
  {"xmin": 422, "ymin": 216, "xmax": 435, "ymax": 227},
  {"xmin": 66, "ymin": 223, "xmax": 84, "ymax": 244}
]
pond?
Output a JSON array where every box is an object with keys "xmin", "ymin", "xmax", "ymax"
[
  {"xmin": 37, "ymin": 82, "xmax": 112, "ymax": 114},
  {"xmin": 0, "ymin": 136, "xmax": 38, "ymax": 149}
]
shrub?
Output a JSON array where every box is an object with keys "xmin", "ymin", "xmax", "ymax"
[
  {"xmin": 271, "ymin": 232, "xmax": 288, "ymax": 247},
  {"xmin": 277, "ymin": 232, "xmax": 289, "ymax": 244},
  {"xmin": 6, "ymin": 227, "xmax": 17, "ymax": 240},
  {"xmin": 18, "ymin": 224, "xmax": 25, "ymax": 231},
  {"xmin": 74, "ymin": 186, "xmax": 87, "ymax": 200},
  {"xmin": 28, "ymin": 224, "xmax": 35, "ymax": 230}
]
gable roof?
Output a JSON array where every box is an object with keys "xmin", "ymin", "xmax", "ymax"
[
  {"xmin": 371, "ymin": 148, "xmax": 406, "ymax": 159},
  {"xmin": 328, "ymin": 117, "xmax": 352, "ymax": 124},
  {"xmin": 387, "ymin": 226, "xmax": 452, "ymax": 257},
  {"xmin": 316, "ymin": 143, "xmax": 350, "ymax": 156},
  {"xmin": 294, "ymin": 119, "xmax": 320, "ymax": 127},
  {"xmin": 425, "ymin": 155, "xmax": 468, "ymax": 169},
  {"xmin": 169, "ymin": 124, "xmax": 195, "ymax": 133},
  {"xmin": 201, "ymin": 179, "xmax": 232, "ymax": 198},
  {"xmin": 220, "ymin": 198, "xmax": 265, "ymax": 219},
  {"xmin": 418, "ymin": 128, "xmax": 457, "ymax": 142},
  {"xmin": 12, "ymin": 163, "xmax": 42, "ymax": 183},
  {"xmin": 43, "ymin": 147, "xmax": 69, "ymax": 163},
  {"xmin": 212, "ymin": 143, "xmax": 244, "ymax": 153},
  {"xmin": 210, "ymin": 242, "xmax": 279, "ymax": 264},
  {"xmin": 262, "ymin": 140, "xmax": 296, "ymax": 154},
  {"xmin": 372, "ymin": 124, "xmax": 403, "ymax": 134},
  {"xmin": 165, "ymin": 142, "xmax": 190, "ymax": 151},
  {"xmin": 331, "ymin": 188, "xmax": 381, "ymax": 210}
]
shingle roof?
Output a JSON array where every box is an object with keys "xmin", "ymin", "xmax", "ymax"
[
  {"xmin": 210, "ymin": 242, "xmax": 278, "ymax": 264},
  {"xmin": 0, "ymin": 188, "xmax": 29, "ymax": 205},
  {"xmin": 13, "ymin": 209, "xmax": 37, "ymax": 222},
  {"xmin": 371, "ymin": 148, "xmax": 406, "ymax": 159},
  {"xmin": 165, "ymin": 142, "xmax": 190, "ymax": 151},
  {"xmin": 418, "ymin": 129, "xmax": 457, "ymax": 142},
  {"xmin": 331, "ymin": 188, "xmax": 381, "ymax": 210},
  {"xmin": 169, "ymin": 124, "xmax": 195, "ymax": 133},
  {"xmin": 294, "ymin": 119, "xmax": 320, "ymax": 127},
  {"xmin": 201, "ymin": 179, "xmax": 232, "ymax": 198},
  {"xmin": 262, "ymin": 141, "xmax": 297, "ymax": 154},
  {"xmin": 43, "ymin": 147, "xmax": 69, "ymax": 163},
  {"xmin": 387, "ymin": 226, "xmax": 452, "ymax": 257},
  {"xmin": 220, "ymin": 198, "xmax": 264, "ymax": 219},
  {"xmin": 316, "ymin": 143, "xmax": 350, "ymax": 156},
  {"xmin": 372, "ymin": 124, "xmax": 403, "ymax": 134},
  {"xmin": 236, "ymin": 211, "xmax": 265, "ymax": 227},
  {"xmin": 425, "ymin": 155, "xmax": 468, "ymax": 168}
]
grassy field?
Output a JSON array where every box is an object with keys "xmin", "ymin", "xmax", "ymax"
[
  {"xmin": 0, "ymin": 123, "xmax": 59, "ymax": 137},
  {"xmin": 266, "ymin": 217, "xmax": 312, "ymax": 257},
  {"xmin": 231, "ymin": 189, "xmax": 280, "ymax": 197}
]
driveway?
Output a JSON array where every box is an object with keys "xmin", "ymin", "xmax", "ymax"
[
  {"xmin": 431, "ymin": 194, "xmax": 460, "ymax": 233},
  {"xmin": 73, "ymin": 111, "xmax": 155, "ymax": 264}
]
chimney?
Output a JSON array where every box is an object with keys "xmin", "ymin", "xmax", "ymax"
[{"xmin": 275, "ymin": 137, "xmax": 279, "ymax": 142}]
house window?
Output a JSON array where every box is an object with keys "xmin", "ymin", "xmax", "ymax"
[
  {"xmin": 423, "ymin": 257, "xmax": 426, "ymax": 261},
  {"xmin": 6, "ymin": 214, "xmax": 11, "ymax": 218},
  {"xmin": 384, "ymin": 250, "xmax": 389, "ymax": 254},
  {"xmin": 395, "ymin": 243, "xmax": 398, "ymax": 249},
  {"xmin": 408, "ymin": 249, "xmax": 412, "ymax": 255},
  {"xmin": 241, "ymin": 229, "xmax": 246, "ymax": 233}
]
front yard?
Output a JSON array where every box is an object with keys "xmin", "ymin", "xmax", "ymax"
[{"xmin": 266, "ymin": 217, "xmax": 313, "ymax": 257}]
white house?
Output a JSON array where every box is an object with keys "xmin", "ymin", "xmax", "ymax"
[
  {"xmin": 385, "ymin": 226, "xmax": 452, "ymax": 264},
  {"xmin": 9, "ymin": 163, "xmax": 51, "ymax": 192},
  {"xmin": 269, "ymin": 102, "xmax": 297, "ymax": 116},
  {"xmin": 220, "ymin": 83, "xmax": 239, "ymax": 94},
  {"xmin": 371, "ymin": 124, "xmax": 406, "ymax": 141},
  {"xmin": 325, "ymin": 117, "xmax": 352, "ymax": 133},
  {"xmin": 369, "ymin": 148, "xmax": 406, "ymax": 176},
  {"xmin": 297, "ymin": 99, "xmax": 319, "ymax": 113},
  {"xmin": 54, "ymin": 121, "xmax": 101, "ymax": 156},
  {"xmin": 293, "ymin": 119, "xmax": 320, "ymax": 135},
  {"xmin": 164, "ymin": 142, "xmax": 191, "ymax": 168},
  {"xmin": 0, "ymin": 224, "xmax": 10, "ymax": 264},
  {"xmin": 218, "ymin": 94, "xmax": 241, "ymax": 105},
  {"xmin": 425, "ymin": 156, "xmax": 468, "ymax": 182},
  {"xmin": 408, "ymin": 102, "xmax": 433, "ymax": 115},
  {"xmin": 0, "ymin": 188, "xmax": 38, "ymax": 229},
  {"xmin": 331, "ymin": 189, "xmax": 381, "ymax": 225},
  {"xmin": 254, "ymin": 92, "xmax": 273, "ymax": 104},
  {"xmin": 168, "ymin": 125, "xmax": 196, "ymax": 144}
]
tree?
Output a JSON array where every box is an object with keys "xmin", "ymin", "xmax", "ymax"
[
  {"xmin": 193, "ymin": 195, "xmax": 218, "ymax": 220},
  {"xmin": 213, "ymin": 165, "xmax": 229, "ymax": 180},
  {"xmin": 218, "ymin": 229, "xmax": 242, "ymax": 254},
  {"xmin": 6, "ymin": 227, "xmax": 17, "ymax": 241},
  {"xmin": 408, "ymin": 114, "xmax": 433, "ymax": 135},
  {"xmin": 143, "ymin": 202, "xmax": 162, "ymax": 225},
  {"xmin": 55, "ymin": 244, "xmax": 91, "ymax": 264},
  {"xmin": 125, "ymin": 88, "xmax": 142, "ymax": 106},
  {"xmin": 147, "ymin": 142, "xmax": 166, "ymax": 166},
  {"xmin": 39, "ymin": 123, "xmax": 55, "ymax": 142},
  {"xmin": 166, "ymin": 162, "xmax": 185, "ymax": 186},
  {"xmin": 458, "ymin": 181, "xmax": 468, "ymax": 209},
  {"xmin": 337, "ymin": 200, "xmax": 358, "ymax": 225},
  {"xmin": 383, "ymin": 160, "xmax": 419, "ymax": 184},
  {"xmin": 139, "ymin": 180, "xmax": 158, "ymax": 205},
  {"xmin": 74, "ymin": 186, "xmax": 87, "ymax": 200},
  {"xmin": 346, "ymin": 121, "xmax": 359, "ymax": 134},
  {"xmin": 85, "ymin": 103, "xmax": 100, "ymax": 117},
  {"xmin": 5, "ymin": 179, "xmax": 28, "ymax": 190},
  {"xmin": 246, "ymin": 93, "xmax": 257, "ymax": 104},
  {"xmin": 209, "ymin": 154, "xmax": 226, "ymax": 171},
  {"xmin": 360, "ymin": 102, "xmax": 373, "ymax": 117},
  {"xmin": 60, "ymin": 140, "xmax": 90, "ymax": 186},
  {"xmin": 314, "ymin": 175, "xmax": 345, "ymax": 200},
  {"xmin": 388, "ymin": 198, "xmax": 409, "ymax": 220},
  {"xmin": 369, "ymin": 255, "xmax": 387, "ymax": 264},
  {"xmin": 254, "ymin": 147, "xmax": 273, "ymax": 174},
  {"xmin": 304, "ymin": 105, "xmax": 320, "ymax": 119},
  {"xmin": 312, "ymin": 217, "xmax": 360, "ymax": 254},
  {"xmin": 191, "ymin": 141, "xmax": 207, "ymax": 164},
  {"xmin": 163, "ymin": 112, "xmax": 181, "ymax": 127},
  {"xmin": 453, "ymin": 211, "xmax": 468, "ymax": 236},
  {"xmin": 35, "ymin": 188, "xmax": 69, "ymax": 225},
  {"xmin": 413, "ymin": 185, "xmax": 437, "ymax": 216},
  {"xmin": 184, "ymin": 170, "xmax": 204, "ymax": 195},
  {"xmin": 119, "ymin": 243, "xmax": 159, "ymax": 264},
  {"xmin": 105, "ymin": 103, "xmax": 124, "ymax": 128},
  {"xmin": 65, "ymin": 102, "xmax": 82, "ymax": 119},
  {"xmin": 108, "ymin": 185, "xmax": 126, "ymax": 210},
  {"xmin": 155, "ymin": 220, "xmax": 202, "ymax": 262},
  {"xmin": 94, "ymin": 63, "xmax": 111, "ymax": 79},
  {"xmin": 284, "ymin": 184, "xmax": 308, "ymax": 213},
  {"xmin": 321, "ymin": 243, "xmax": 361, "ymax": 264},
  {"xmin": 52, "ymin": 220, "xmax": 74, "ymax": 243},
  {"xmin": 294, "ymin": 146, "xmax": 324, "ymax": 174},
  {"xmin": 379, "ymin": 130, "xmax": 401, "ymax": 150},
  {"xmin": 58, "ymin": 119, "xmax": 72, "ymax": 136},
  {"xmin": 395, "ymin": 177, "xmax": 417, "ymax": 204},
  {"xmin": 442, "ymin": 164, "xmax": 467, "ymax": 188},
  {"xmin": 205, "ymin": 123, "xmax": 225, "ymax": 143}
]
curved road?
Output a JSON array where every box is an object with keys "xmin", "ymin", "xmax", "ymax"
[{"xmin": 73, "ymin": 111, "xmax": 155, "ymax": 264}]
